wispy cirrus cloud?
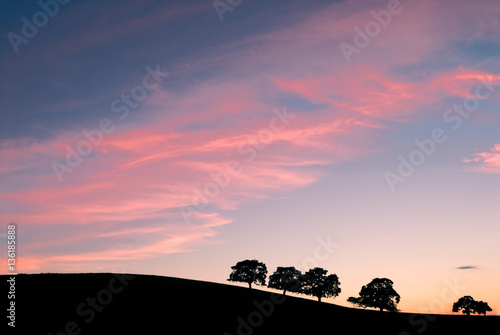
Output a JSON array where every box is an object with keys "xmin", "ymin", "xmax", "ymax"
[
  {"xmin": 2, "ymin": 0, "xmax": 500, "ymax": 275},
  {"xmin": 0, "ymin": 74, "xmax": 381, "ymax": 272}
]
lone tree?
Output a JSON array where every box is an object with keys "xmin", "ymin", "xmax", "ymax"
[
  {"xmin": 453, "ymin": 296, "xmax": 492, "ymax": 316},
  {"xmin": 228, "ymin": 259, "xmax": 267, "ymax": 289},
  {"xmin": 474, "ymin": 301, "xmax": 492, "ymax": 316},
  {"xmin": 452, "ymin": 296, "xmax": 476, "ymax": 316},
  {"xmin": 347, "ymin": 278, "xmax": 400, "ymax": 312},
  {"xmin": 268, "ymin": 266, "xmax": 303, "ymax": 295},
  {"xmin": 301, "ymin": 267, "xmax": 341, "ymax": 302}
]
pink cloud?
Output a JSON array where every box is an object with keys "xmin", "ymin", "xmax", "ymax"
[
  {"xmin": 273, "ymin": 66, "xmax": 500, "ymax": 124},
  {"xmin": 2, "ymin": 227, "xmax": 217, "ymax": 273},
  {"xmin": 4, "ymin": 0, "xmax": 500, "ymax": 273},
  {"xmin": 464, "ymin": 144, "xmax": 500, "ymax": 173},
  {"xmin": 4, "ymin": 66, "xmax": 496, "ymax": 271},
  {"xmin": 1, "ymin": 75, "xmax": 382, "ymax": 271}
]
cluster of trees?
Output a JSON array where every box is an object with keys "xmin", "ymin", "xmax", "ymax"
[
  {"xmin": 228, "ymin": 260, "xmax": 340, "ymax": 302},
  {"xmin": 228, "ymin": 259, "xmax": 493, "ymax": 315},
  {"xmin": 227, "ymin": 259, "xmax": 396, "ymax": 310}
]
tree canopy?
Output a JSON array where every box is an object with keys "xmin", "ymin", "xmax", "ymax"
[
  {"xmin": 268, "ymin": 266, "xmax": 303, "ymax": 295},
  {"xmin": 301, "ymin": 267, "xmax": 341, "ymax": 302},
  {"xmin": 474, "ymin": 301, "xmax": 492, "ymax": 316},
  {"xmin": 228, "ymin": 259, "xmax": 267, "ymax": 289},
  {"xmin": 452, "ymin": 296, "xmax": 492, "ymax": 316},
  {"xmin": 347, "ymin": 278, "xmax": 400, "ymax": 312}
]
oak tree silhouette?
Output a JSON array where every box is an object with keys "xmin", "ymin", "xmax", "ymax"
[
  {"xmin": 474, "ymin": 301, "xmax": 492, "ymax": 316},
  {"xmin": 268, "ymin": 266, "xmax": 303, "ymax": 295},
  {"xmin": 301, "ymin": 267, "xmax": 341, "ymax": 302},
  {"xmin": 452, "ymin": 296, "xmax": 476, "ymax": 316},
  {"xmin": 347, "ymin": 278, "xmax": 400, "ymax": 312},
  {"xmin": 228, "ymin": 259, "xmax": 267, "ymax": 289},
  {"xmin": 452, "ymin": 296, "xmax": 492, "ymax": 316}
]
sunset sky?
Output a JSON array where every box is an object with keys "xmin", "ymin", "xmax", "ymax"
[{"xmin": 1, "ymin": 0, "xmax": 499, "ymax": 314}]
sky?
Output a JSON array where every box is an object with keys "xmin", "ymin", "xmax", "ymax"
[{"xmin": 1, "ymin": 0, "xmax": 499, "ymax": 315}]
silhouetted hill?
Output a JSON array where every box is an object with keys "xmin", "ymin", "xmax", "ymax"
[{"xmin": 2, "ymin": 273, "xmax": 498, "ymax": 334}]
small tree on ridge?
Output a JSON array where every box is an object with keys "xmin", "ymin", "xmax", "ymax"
[
  {"xmin": 301, "ymin": 267, "xmax": 341, "ymax": 302},
  {"xmin": 474, "ymin": 301, "xmax": 492, "ymax": 316},
  {"xmin": 268, "ymin": 266, "xmax": 303, "ymax": 295},
  {"xmin": 452, "ymin": 296, "xmax": 492, "ymax": 316},
  {"xmin": 228, "ymin": 259, "xmax": 267, "ymax": 289},
  {"xmin": 348, "ymin": 278, "xmax": 400, "ymax": 312}
]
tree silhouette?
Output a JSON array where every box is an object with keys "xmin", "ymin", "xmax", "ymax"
[
  {"xmin": 474, "ymin": 301, "xmax": 492, "ymax": 316},
  {"xmin": 347, "ymin": 278, "xmax": 400, "ymax": 312},
  {"xmin": 301, "ymin": 267, "xmax": 341, "ymax": 302},
  {"xmin": 452, "ymin": 296, "xmax": 476, "ymax": 316},
  {"xmin": 228, "ymin": 259, "xmax": 267, "ymax": 289},
  {"xmin": 268, "ymin": 266, "xmax": 303, "ymax": 295},
  {"xmin": 453, "ymin": 296, "xmax": 492, "ymax": 316}
]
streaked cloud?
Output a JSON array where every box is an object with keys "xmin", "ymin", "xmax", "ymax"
[
  {"xmin": 456, "ymin": 266, "xmax": 477, "ymax": 270},
  {"xmin": 1, "ymin": 0, "xmax": 500, "ymax": 278}
]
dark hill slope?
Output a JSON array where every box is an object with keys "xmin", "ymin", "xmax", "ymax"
[{"xmin": 2, "ymin": 273, "xmax": 498, "ymax": 334}]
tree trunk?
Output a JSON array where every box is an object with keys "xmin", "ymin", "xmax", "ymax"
[
  {"xmin": 318, "ymin": 296, "xmax": 321, "ymax": 302},
  {"xmin": 249, "ymin": 282, "xmax": 252, "ymax": 289},
  {"xmin": 380, "ymin": 308, "xmax": 383, "ymax": 312},
  {"xmin": 283, "ymin": 289, "xmax": 287, "ymax": 296}
]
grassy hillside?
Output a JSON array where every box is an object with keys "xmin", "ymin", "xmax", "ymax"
[{"xmin": 2, "ymin": 273, "xmax": 498, "ymax": 334}]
